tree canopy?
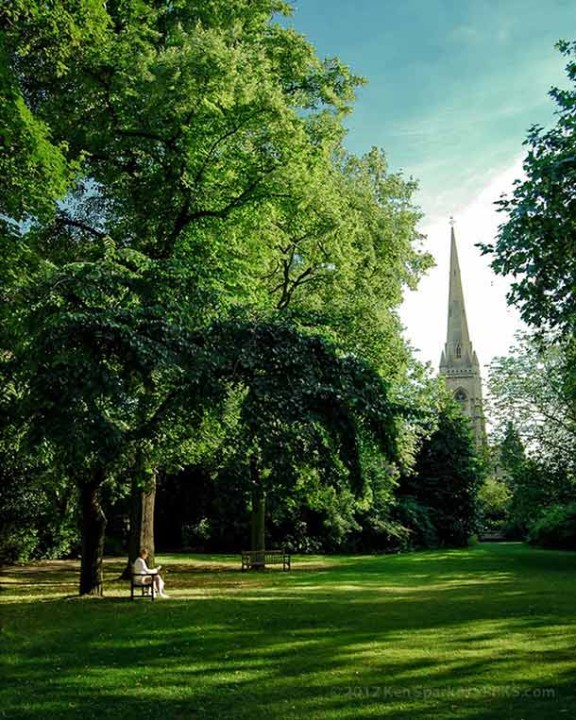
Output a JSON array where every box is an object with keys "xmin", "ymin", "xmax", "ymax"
[
  {"xmin": 488, "ymin": 333, "xmax": 576, "ymax": 477},
  {"xmin": 479, "ymin": 40, "xmax": 576, "ymax": 547},
  {"xmin": 1, "ymin": 0, "xmax": 444, "ymax": 586},
  {"xmin": 397, "ymin": 398, "xmax": 483, "ymax": 548}
]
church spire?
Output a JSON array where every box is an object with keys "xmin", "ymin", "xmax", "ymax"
[
  {"xmin": 440, "ymin": 224, "xmax": 477, "ymax": 369},
  {"xmin": 439, "ymin": 221, "xmax": 485, "ymax": 446},
  {"xmin": 446, "ymin": 225, "xmax": 471, "ymax": 348}
]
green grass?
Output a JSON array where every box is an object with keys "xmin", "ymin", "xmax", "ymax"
[{"xmin": 1, "ymin": 543, "xmax": 575, "ymax": 719}]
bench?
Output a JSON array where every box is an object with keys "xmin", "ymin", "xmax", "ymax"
[
  {"xmin": 241, "ymin": 549, "xmax": 291, "ymax": 571},
  {"xmin": 130, "ymin": 572, "xmax": 156, "ymax": 600}
]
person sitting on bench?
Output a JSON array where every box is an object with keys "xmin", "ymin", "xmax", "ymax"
[{"xmin": 132, "ymin": 547, "xmax": 168, "ymax": 598}]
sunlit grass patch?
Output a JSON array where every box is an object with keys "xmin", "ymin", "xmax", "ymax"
[{"xmin": 2, "ymin": 544, "xmax": 576, "ymax": 719}]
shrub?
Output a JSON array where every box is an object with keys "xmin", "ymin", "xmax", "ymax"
[
  {"xmin": 393, "ymin": 497, "xmax": 439, "ymax": 549},
  {"xmin": 528, "ymin": 503, "xmax": 576, "ymax": 550}
]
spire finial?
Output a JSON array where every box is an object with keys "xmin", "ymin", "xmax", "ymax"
[{"xmin": 449, "ymin": 215, "xmax": 455, "ymax": 227}]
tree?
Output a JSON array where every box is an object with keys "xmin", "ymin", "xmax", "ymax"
[
  {"xmin": 480, "ymin": 41, "xmax": 576, "ymax": 339},
  {"xmin": 259, "ymin": 146, "xmax": 431, "ymax": 375},
  {"xmin": 2, "ymin": 1, "xmax": 361, "ymax": 258},
  {"xmin": 398, "ymin": 399, "xmax": 484, "ymax": 547},
  {"xmin": 494, "ymin": 422, "xmax": 558, "ymax": 537},
  {"xmin": 1, "ymin": 0, "xmax": 365, "ymax": 592},
  {"xmin": 193, "ymin": 318, "xmax": 400, "ymax": 554},
  {"xmin": 0, "ymin": 359, "xmax": 80, "ymax": 563},
  {"xmin": 2, "ymin": 1, "xmax": 431, "ymax": 588},
  {"xmin": 488, "ymin": 333, "xmax": 576, "ymax": 480},
  {"xmin": 487, "ymin": 336, "xmax": 576, "ymax": 536},
  {"xmin": 479, "ymin": 37, "xmax": 576, "ymax": 539},
  {"xmin": 477, "ymin": 476, "xmax": 511, "ymax": 534},
  {"xmin": 16, "ymin": 247, "xmax": 190, "ymax": 593}
]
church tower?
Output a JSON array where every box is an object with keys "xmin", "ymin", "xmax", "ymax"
[{"xmin": 439, "ymin": 224, "xmax": 486, "ymax": 446}]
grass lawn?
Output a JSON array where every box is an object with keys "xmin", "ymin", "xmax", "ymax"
[{"xmin": 1, "ymin": 543, "xmax": 575, "ymax": 719}]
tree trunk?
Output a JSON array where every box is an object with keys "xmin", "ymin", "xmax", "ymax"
[
  {"xmin": 79, "ymin": 473, "xmax": 107, "ymax": 596},
  {"xmin": 122, "ymin": 464, "xmax": 157, "ymax": 579},
  {"xmin": 250, "ymin": 455, "xmax": 266, "ymax": 562}
]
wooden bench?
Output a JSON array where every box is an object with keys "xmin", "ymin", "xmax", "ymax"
[
  {"xmin": 479, "ymin": 531, "xmax": 506, "ymax": 542},
  {"xmin": 130, "ymin": 572, "xmax": 156, "ymax": 600},
  {"xmin": 241, "ymin": 549, "xmax": 291, "ymax": 571}
]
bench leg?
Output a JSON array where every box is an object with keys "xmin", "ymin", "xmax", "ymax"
[{"xmin": 131, "ymin": 579, "xmax": 154, "ymax": 600}]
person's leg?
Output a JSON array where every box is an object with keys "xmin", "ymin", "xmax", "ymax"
[
  {"xmin": 154, "ymin": 574, "xmax": 166, "ymax": 596},
  {"xmin": 144, "ymin": 576, "xmax": 153, "ymax": 595}
]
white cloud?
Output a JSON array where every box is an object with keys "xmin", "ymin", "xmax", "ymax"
[{"xmin": 400, "ymin": 159, "xmax": 526, "ymax": 376}]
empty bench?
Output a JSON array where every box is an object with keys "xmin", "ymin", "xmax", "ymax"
[{"xmin": 241, "ymin": 549, "xmax": 291, "ymax": 571}]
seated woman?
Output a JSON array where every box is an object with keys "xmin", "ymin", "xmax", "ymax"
[{"xmin": 132, "ymin": 547, "xmax": 168, "ymax": 598}]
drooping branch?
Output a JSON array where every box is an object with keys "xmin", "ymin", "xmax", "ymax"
[{"xmin": 54, "ymin": 216, "xmax": 107, "ymax": 240}]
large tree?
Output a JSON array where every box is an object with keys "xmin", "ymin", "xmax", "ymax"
[
  {"xmin": 488, "ymin": 333, "xmax": 576, "ymax": 478},
  {"xmin": 487, "ymin": 335, "xmax": 576, "ymax": 536},
  {"xmin": 16, "ymin": 247, "xmax": 191, "ymax": 593},
  {"xmin": 397, "ymin": 399, "xmax": 484, "ymax": 548},
  {"xmin": 2, "ymin": 1, "xmax": 430, "ymax": 589},
  {"xmin": 2, "ymin": 0, "xmax": 363, "ymax": 592},
  {"xmin": 479, "ymin": 40, "xmax": 576, "ymax": 539},
  {"xmin": 259, "ymin": 146, "xmax": 431, "ymax": 374},
  {"xmin": 199, "ymin": 318, "xmax": 400, "ymax": 553}
]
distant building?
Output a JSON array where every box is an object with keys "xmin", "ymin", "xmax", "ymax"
[{"xmin": 439, "ymin": 225, "xmax": 486, "ymax": 446}]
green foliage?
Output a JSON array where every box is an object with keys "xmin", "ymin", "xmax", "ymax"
[
  {"xmin": 206, "ymin": 317, "xmax": 398, "ymax": 474},
  {"xmin": 528, "ymin": 502, "xmax": 576, "ymax": 550},
  {"xmin": 149, "ymin": 316, "xmax": 405, "ymax": 554},
  {"xmin": 393, "ymin": 496, "xmax": 439, "ymax": 549},
  {"xmin": 0, "ymin": 470, "xmax": 40, "ymax": 563},
  {"xmin": 2, "ymin": 0, "xmax": 363, "ymax": 261},
  {"xmin": 477, "ymin": 476, "xmax": 511, "ymax": 532},
  {"xmin": 480, "ymin": 41, "xmax": 576, "ymax": 339},
  {"xmin": 1, "ymin": 0, "xmax": 432, "ymax": 569},
  {"xmin": 496, "ymin": 422, "xmax": 569, "ymax": 538},
  {"xmin": 489, "ymin": 424, "xmax": 532, "ymax": 536},
  {"xmin": 16, "ymin": 251, "xmax": 184, "ymax": 478},
  {"xmin": 260, "ymin": 146, "xmax": 431, "ymax": 375},
  {"xmin": 399, "ymin": 400, "xmax": 484, "ymax": 547},
  {"xmin": 488, "ymin": 337, "xmax": 576, "ymax": 537},
  {"xmin": 0, "ymin": 0, "xmax": 99, "ymax": 221},
  {"xmin": 488, "ymin": 334, "xmax": 576, "ymax": 478},
  {"xmin": 479, "ymin": 41, "xmax": 576, "ymax": 546},
  {"xmin": 194, "ymin": 318, "xmax": 401, "ymax": 549},
  {"xmin": 0, "ymin": 458, "xmax": 80, "ymax": 563}
]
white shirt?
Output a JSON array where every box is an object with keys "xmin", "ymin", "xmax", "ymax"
[{"xmin": 132, "ymin": 556, "xmax": 158, "ymax": 584}]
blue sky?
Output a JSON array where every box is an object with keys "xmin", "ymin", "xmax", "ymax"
[{"xmin": 286, "ymin": 0, "xmax": 576, "ymax": 370}]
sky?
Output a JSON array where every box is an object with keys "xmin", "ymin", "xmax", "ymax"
[{"xmin": 286, "ymin": 0, "xmax": 576, "ymax": 374}]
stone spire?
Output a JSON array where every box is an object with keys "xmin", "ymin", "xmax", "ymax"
[
  {"xmin": 440, "ymin": 226, "xmax": 478, "ymax": 369},
  {"xmin": 439, "ymin": 223, "xmax": 485, "ymax": 446}
]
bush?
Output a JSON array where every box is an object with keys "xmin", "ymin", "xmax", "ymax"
[
  {"xmin": 393, "ymin": 497, "xmax": 438, "ymax": 549},
  {"xmin": 501, "ymin": 517, "xmax": 529, "ymax": 541},
  {"xmin": 528, "ymin": 503, "xmax": 576, "ymax": 550},
  {"xmin": 477, "ymin": 477, "xmax": 511, "ymax": 532},
  {"xmin": 0, "ymin": 471, "xmax": 80, "ymax": 563}
]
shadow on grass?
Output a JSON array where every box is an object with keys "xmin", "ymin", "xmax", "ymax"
[{"xmin": 2, "ymin": 544, "xmax": 576, "ymax": 719}]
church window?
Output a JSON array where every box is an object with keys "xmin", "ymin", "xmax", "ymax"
[
  {"xmin": 454, "ymin": 389, "xmax": 466, "ymax": 404},
  {"xmin": 456, "ymin": 344, "xmax": 461, "ymax": 358}
]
